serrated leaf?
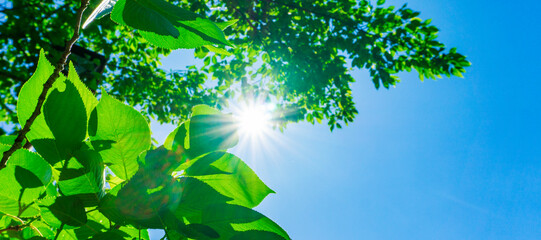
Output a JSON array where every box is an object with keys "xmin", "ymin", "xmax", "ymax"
[
  {"xmin": 141, "ymin": 146, "xmax": 188, "ymax": 175},
  {"xmin": 97, "ymin": 185, "xmax": 126, "ymax": 225},
  {"xmin": 0, "ymin": 143, "xmax": 8, "ymax": 159},
  {"xmin": 186, "ymin": 223, "xmax": 220, "ymax": 239},
  {"xmin": 230, "ymin": 230, "xmax": 286, "ymax": 240},
  {"xmin": 191, "ymin": 105, "xmax": 222, "ymax": 116},
  {"xmin": 203, "ymin": 45, "xmax": 232, "ymax": 56},
  {"xmin": 73, "ymin": 211, "xmax": 108, "ymax": 239},
  {"xmin": 106, "ymin": 174, "xmax": 125, "ymax": 189},
  {"xmin": 31, "ymin": 221, "xmax": 56, "ymax": 239},
  {"xmin": 0, "ymin": 149, "xmax": 52, "ymax": 217},
  {"xmin": 165, "ymin": 106, "xmax": 238, "ymax": 158},
  {"xmin": 58, "ymin": 145, "xmax": 105, "ymax": 207},
  {"xmin": 186, "ymin": 152, "xmax": 274, "ymax": 208},
  {"xmin": 188, "ymin": 114, "xmax": 238, "ymax": 158},
  {"xmin": 175, "ymin": 177, "xmax": 232, "ymax": 218},
  {"xmin": 0, "ymin": 135, "xmax": 26, "ymax": 147},
  {"xmin": 118, "ymin": 226, "xmax": 150, "ymax": 240},
  {"xmin": 90, "ymin": 230, "xmax": 125, "ymax": 240},
  {"xmin": 115, "ymin": 170, "xmax": 184, "ymax": 228},
  {"xmin": 39, "ymin": 196, "xmax": 87, "ymax": 228},
  {"xmin": 31, "ymin": 138, "xmax": 63, "ymax": 165},
  {"xmin": 214, "ymin": 19, "xmax": 238, "ymax": 30},
  {"xmin": 111, "ymin": 0, "xmax": 230, "ymax": 49},
  {"xmin": 202, "ymin": 204, "xmax": 290, "ymax": 240},
  {"xmin": 164, "ymin": 122, "xmax": 187, "ymax": 152},
  {"xmin": 89, "ymin": 93, "xmax": 150, "ymax": 180},
  {"xmin": 56, "ymin": 229, "xmax": 78, "ymax": 240},
  {"xmin": 17, "ymin": 51, "xmax": 97, "ymax": 143},
  {"xmin": 43, "ymin": 80, "xmax": 86, "ymax": 155}
]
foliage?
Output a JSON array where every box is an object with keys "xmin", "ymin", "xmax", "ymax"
[
  {"xmin": 0, "ymin": 0, "xmax": 294, "ymax": 238},
  {"xmin": 0, "ymin": 51, "xmax": 289, "ymax": 239},
  {"xmin": 0, "ymin": 0, "xmax": 469, "ymax": 133}
]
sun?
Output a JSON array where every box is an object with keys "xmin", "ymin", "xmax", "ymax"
[{"xmin": 235, "ymin": 103, "xmax": 273, "ymax": 137}]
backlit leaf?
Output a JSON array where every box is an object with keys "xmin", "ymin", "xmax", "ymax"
[
  {"xmin": 39, "ymin": 196, "xmax": 87, "ymax": 228},
  {"xmin": 0, "ymin": 149, "xmax": 52, "ymax": 217},
  {"xmin": 89, "ymin": 93, "xmax": 150, "ymax": 180},
  {"xmin": 185, "ymin": 152, "xmax": 274, "ymax": 208},
  {"xmin": 202, "ymin": 204, "xmax": 290, "ymax": 240},
  {"xmin": 58, "ymin": 144, "xmax": 105, "ymax": 207},
  {"xmin": 43, "ymin": 80, "xmax": 86, "ymax": 155},
  {"xmin": 17, "ymin": 51, "xmax": 97, "ymax": 143},
  {"xmin": 111, "ymin": 0, "xmax": 230, "ymax": 49}
]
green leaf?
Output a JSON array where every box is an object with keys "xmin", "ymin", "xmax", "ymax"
[
  {"xmin": 175, "ymin": 177, "xmax": 232, "ymax": 218},
  {"xmin": 112, "ymin": 0, "xmax": 178, "ymax": 36},
  {"xmin": 111, "ymin": 0, "xmax": 230, "ymax": 49},
  {"xmin": 31, "ymin": 221, "xmax": 56, "ymax": 239},
  {"xmin": 90, "ymin": 230, "xmax": 125, "ymax": 240},
  {"xmin": 214, "ymin": 19, "xmax": 239, "ymax": 30},
  {"xmin": 186, "ymin": 223, "xmax": 220, "ymax": 239},
  {"xmin": 39, "ymin": 196, "xmax": 88, "ymax": 228},
  {"xmin": 89, "ymin": 93, "xmax": 150, "ymax": 180},
  {"xmin": 188, "ymin": 114, "xmax": 238, "ymax": 157},
  {"xmin": 43, "ymin": 80, "xmax": 87, "ymax": 155},
  {"xmin": 191, "ymin": 105, "xmax": 222, "ymax": 116},
  {"xmin": 56, "ymin": 229, "xmax": 78, "ymax": 240},
  {"xmin": 118, "ymin": 226, "xmax": 150, "ymax": 240},
  {"xmin": 185, "ymin": 152, "xmax": 274, "ymax": 208},
  {"xmin": 164, "ymin": 122, "xmax": 187, "ymax": 152},
  {"xmin": 0, "ymin": 135, "xmax": 26, "ymax": 147},
  {"xmin": 165, "ymin": 106, "xmax": 238, "ymax": 158},
  {"xmin": 17, "ymin": 49, "xmax": 56, "ymax": 142},
  {"xmin": 230, "ymin": 230, "xmax": 286, "ymax": 240},
  {"xmin": 31, "ymin": 138, "xmax": 63, "ymax": 165},
  {"xmin": 17, "ymin": 51, "xmax": 97, "ymax": 143},
  {"xmin": 141, "ymin": 146, "xmax": 188, "ymax": 175},
  {"xmin": 114, "ymin": 170, "xmax": 184, "ymax": 228},
  {"xmin": 58, "ymin": 144, "xmax": 105, "ymax": 207},
  {"xmin": 203, "ymin": 45, "xmax": 232, "ymax": 56},
  {"xmin": 161, "ymin": 210, "xmax": 217, "ymax": 239},
  {"xmin": 73, "ymin": 211, "xmax": 108, "ymax": 239},
  {"xmin": 98, "ymin": 185, "xmax": 126, "ymax": 225},
  {"xmin": 0, "ymin": 143, "xmax": 8, "ymax": 159},
  {"xmin": 0, "ymin": 149, "xmax": 52, "ymax": 217},
  {"xmin": 184, "ymin": 152, "xmax": 229, "ymax": 176},
  {"xmin": 201, "ymin": 204, "xmax": 290, "ymax": 240}
]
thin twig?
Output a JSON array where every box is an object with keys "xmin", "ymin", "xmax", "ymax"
[
  {"xmin": 0, "ymin": 0, "xmax": 90, "ymax": 169},
  {"xmin": 0, "ymin": 225, "xmax": 23, "ymax": 234}
]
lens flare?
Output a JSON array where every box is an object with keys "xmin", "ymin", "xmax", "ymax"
[{"xmin": 236, "ymin": 103, "xmax": 272, "ymax": 137}]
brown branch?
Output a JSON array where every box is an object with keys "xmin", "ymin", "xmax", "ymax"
[
  {"xmin": 0, "ymin": 0, "xmax": 90, "ymax": 169},
  {"xmin": 0, "ymin": 225, "xmax": 24, "ymax": 233}
]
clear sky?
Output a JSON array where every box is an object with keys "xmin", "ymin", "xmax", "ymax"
[{"xmin": 150, "ymin": 0, "xmax": 541, "ymax": 239}]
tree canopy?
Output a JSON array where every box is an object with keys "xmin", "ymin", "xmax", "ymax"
[
  {"xmin": 0, "ymin": 0, "xmax": 469, "ymax": 134},
  {"xmin": 0, "ymin": 0, "xmax": 470, "ymax": 239}
]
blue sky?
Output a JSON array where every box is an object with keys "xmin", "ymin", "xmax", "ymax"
[{"xmin": 151, "ymin": 0, "xmax": 541, "ymax": 239}]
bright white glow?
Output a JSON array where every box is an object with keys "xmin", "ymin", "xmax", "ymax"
[{"xmin": 236, "ymin": 103, "xmax": 273, "ymax": 137}]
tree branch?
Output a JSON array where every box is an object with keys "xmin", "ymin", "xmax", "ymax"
[
  {"xmin": 0, "ymin": 0, "xmax": 90, "ymax": 169},
  {"xmin": 0, "ymin": 225, "xmax": 23, "ymax": 234}
]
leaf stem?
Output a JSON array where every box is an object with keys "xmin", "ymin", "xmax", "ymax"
[{"xmin": 0, "ymin": 0, "xmax": 90, "ymax": 169}]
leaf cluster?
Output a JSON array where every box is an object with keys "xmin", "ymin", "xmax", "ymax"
[
  {"xmin": 0, "ymin": 52, "xmax": 288, "ymax": 240},
  {"xmin": 0, "ymin": 0, "xmax": 469, "ymax": 133}
]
